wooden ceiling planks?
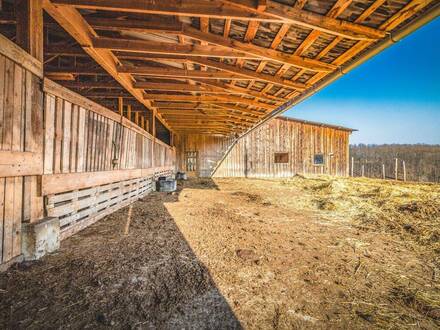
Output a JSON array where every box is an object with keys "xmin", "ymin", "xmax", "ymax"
[{"xmin": 20, "ymin": 0, "xmax": 434, "ymax": 136}]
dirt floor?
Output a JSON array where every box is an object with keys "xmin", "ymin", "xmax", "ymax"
[{"xmin": 1, "ymin": 176, "xmax": 439, "ymax": 329}]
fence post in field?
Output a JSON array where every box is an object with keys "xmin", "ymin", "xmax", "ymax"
[
  {"xmin": 361, "ymin": 164, "xmax": 365, "ymax": 177},
  {"xmin": 395, "ymin": 158, "xmax": 398, "ymax": 180},
  {"xmin": 382, "ymin": 164, "xmax": 385, "ymax": 179},
  {"xmin": 402, "ymin": 160, "xmax": 407, "ymax": 182},
  {"xmin": 351, "ymin": 157, "xmax": 354, "ymax": 177}
]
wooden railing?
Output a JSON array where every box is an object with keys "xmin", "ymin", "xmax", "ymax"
[{"xmin": 0, "ymin": 34, "xmax": 175, "ymax": 265}]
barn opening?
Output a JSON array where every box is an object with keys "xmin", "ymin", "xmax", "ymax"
[{"xmin": 0, "ymin": 0, "xmax": 438, "ymax": 328}]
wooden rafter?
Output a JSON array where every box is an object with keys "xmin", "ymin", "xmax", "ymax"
[
  {"xmin": 42, "ymin": 0, "xmax": 173, "ymax": 131},
  {"xmin": 34, "ymin": 0, "xmax": 435, "ymax": 135},
  {"xmin": 52, "ymin": 0, "xmax": 385, "ymax": 40}
]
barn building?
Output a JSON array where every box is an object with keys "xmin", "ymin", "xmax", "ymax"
[
  {"xmin": 176, "ymin": 116, "xmax": 355, "ymax": 178},
  {"xmin": 0, "ymin": 0, "xmax": 437, "ymax": 271}
]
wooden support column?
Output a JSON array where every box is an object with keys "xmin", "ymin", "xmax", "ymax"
[
  {"xmin": 151, "ymin": 109, "xmax": 157, "ymax": 137},
  {"xmin": 14, "ymin": 1, "xmax": 45, "ymax": 224},
  {"xmin": 16, "ymin": 0, "xmax": 44, "ymax": 62},
  {"xmin": 118, "ymin": 97, "xmax": 123, "ymax": 116},
  {"xmin": 151, "ymin": 109, "xmax": 157, "ymax": 168},
  {"xmin": 127, "ymin": 105, "xmax": 132, "ymax": 121},
  {"xmin": 135, "ymin": 112, "xmax": 139, "ymax": 126}
]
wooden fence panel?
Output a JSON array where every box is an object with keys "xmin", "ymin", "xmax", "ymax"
[
  {"xmin": 0, "ymin": 35, "xmax": 175, "ymax": 265},
  {"xmin": 0, "ymin": 46, "xmax": 44, "ymax": 264}
]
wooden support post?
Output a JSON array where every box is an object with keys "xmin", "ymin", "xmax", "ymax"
[
  {"xmin": 351, "ymin": 156, "xmax": 354, "ymax": 177},
  {"xmin": 135, "ymin": 112, "xmax": 139, "ymax": 126},
  {"xmin": 152, "ymin": 109, "xmax": 157, "ymax": 138},
  {"xmin": 124, "ymin": 204, "xmax": 133, "ymax": 236},
  {"xmin": 16, "ymin": 0, "xmax": 44, "ymax": 62},
  {"xmin": 118, "ymin": 97, "xmax": 123, "ymax": 116},
  {"xmin": 395, "ymin": 158, "xmax": 398, "ymax": 180},
  {"xmin": 151, "ymin": 109, "xmax": 157, "ymax": 168},
  {"xmin": 382, "ymin": 164, "xmax": 385, "ymax": 179},
  {"xmin": 127, "ymin": 105, "xmax": 132, "ymax": 121},
  {"xmin": 402, "ymin": 160, "xmax": 406, "ymax": 182}
]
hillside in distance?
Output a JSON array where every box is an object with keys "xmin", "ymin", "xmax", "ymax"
[{"xmin": 349, "ymin": 144, "xmax": 440, "ymax": 183}]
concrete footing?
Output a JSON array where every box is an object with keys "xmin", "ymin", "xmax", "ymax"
[
  {"xmin": 156, "ymin": 178, "xmax": 177, "ymax": 192},
  {"xmin": 21, "ymin": 217, "xmax": 60, "ymax": 261}
]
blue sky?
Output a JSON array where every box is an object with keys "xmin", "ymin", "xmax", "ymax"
[{"xmin": 284, "ymin": 18, "xmax": 440, "ymax": 145}]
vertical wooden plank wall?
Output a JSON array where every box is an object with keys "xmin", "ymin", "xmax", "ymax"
[
  {"xmin": 214, "ymin": 118, "xmax": 351, "ymax": 178},
  {"xmin": 42, "ymin": 79, "xmax": 175, "ymax": 177},
  {"xmin": 174, "ymin": 134, "xmax": 234, "ymax": 177},
  {"xmin": 41, "ymin": 79, "xmax": 176, "ymax": 239},
  {"xmin": 0, "ymin": 35, "xmax": 176, "ymax": 265},
  {"xmin": 0, "ymin": 39, "xmax": 44, "ymax": 265},
  {"xmin": 174, "ymin": 117, "xmax": 350, "ymax": 178}
]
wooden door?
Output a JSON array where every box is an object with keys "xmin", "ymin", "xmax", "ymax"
[{"xmin": 185, "ymin": 151, "xmax": 198, "ymax": 177}]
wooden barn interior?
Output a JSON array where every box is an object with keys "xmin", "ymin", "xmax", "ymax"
[{"xmin": 0, "ymin": 0, "xmax": 438, "ymax": 271}]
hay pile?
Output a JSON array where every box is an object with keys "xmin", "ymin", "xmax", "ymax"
[
  {"xmin": 283, "ymin": 176, "xmax": 440, "ymax": 257},
  {"xmin": 276, "ymin": 175, "xmax": 440, "ymax": 326}
]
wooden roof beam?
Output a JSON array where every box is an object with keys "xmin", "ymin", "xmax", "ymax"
[
  {"xmin": 134, "ymin": 82, "xmax": 231, "ymax": 94},
  {"xmin": 222, "ymin": 0, "xmax": 386, "ymax": 40},
  {"xmin": 42, "ymin": 1, "xmax": 173, "ymax": 132},
  {"xmin": 143, "ymin": 94, "xmax": 274, "ymax": 110},
  {"xmin": 53, "ymin": 0, "xmax": 385, "ymax": 40},
  {"xmin": 92, "ymin": 36, "xmax": 256, "ymax": 59},
  {"xmin": 60, "ymin": 81, "xmax": 123, "ymax": 89},
  {"xmin": 118, "ymin": 65, "xmax": 255, "ymax": 81},
  {"xmin": 51, "ymin": 0, "xmax": 281, "ymax": 22},
  {"xmin": 187, "ymin": 57, "xmax": 306, "ymax": 90},
  {"xmin": 189, "ymin": 79, "xmax": 285, "ymax": 103},
  {"xmin": 85, "ymin": 16, "xmax": 183, "ymax": 34},
  {"xmin": 180, "ymin": 25, "xmax": 336, "ymax": 72},
  {"xmin": 153, "ymin": 102, "xmax": 264, "ymax": 116}
]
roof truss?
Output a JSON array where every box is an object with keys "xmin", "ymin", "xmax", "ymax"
[{"xmin": 26, "ymin": 0, "xmax": 437, "ymax": 135}]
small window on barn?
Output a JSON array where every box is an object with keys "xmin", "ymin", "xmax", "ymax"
[
  {"xmin": 313, "ymin": 154, "xmax": 325, "ymax": 166},
  {"xmin": 274, "ymin": 152, "xmax": 289, "ymax": 164}
]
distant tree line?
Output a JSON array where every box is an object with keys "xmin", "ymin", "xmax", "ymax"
[{"xmin": 349, "ymin": 144, "xmax": 440, "ymax": 183}]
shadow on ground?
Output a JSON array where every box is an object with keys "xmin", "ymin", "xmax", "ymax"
[{"xmin": 0, "ymin": 178, "xmax": 241, "ymax": 329}]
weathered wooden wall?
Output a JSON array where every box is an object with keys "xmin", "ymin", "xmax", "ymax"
[
  {"xmin": 174, "ymin": 134, "xmax": 233, "ymax": 177},
  {"xmin": 0, "ymin": 34, "xmax": 44, "ymax": 265},
  {"xmin": 214, "ymin": 117, "xmax": 351, "ymax": 178},
  {"xmin": 175, "ymin": 117, "xmax": 350, "ymax": 178},
  {"xmin": 0, "ymin": 35, "xmax": 175, "ymax": 265},
  {"xmin": 41, "ymin": 80, "xmax": 175, "ymax": 239}
]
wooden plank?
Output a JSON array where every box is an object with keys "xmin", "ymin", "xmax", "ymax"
[
  {"xmin": 93, "ymin": 36, "xmax": 254, "ymax": 59},
  {"xmin": 70, "ymin": 104, "xmax": 78, "ymax": 172},
  {"xmin": 43, "ymin": 94, "xmax": 55, "ymax": 174},
  {"xmin": 12, "ymin": 176, "xmax": 22, "ymax": 257},
  {"xmin": 76, "ymin": 107, "xmax": 86, "ymax": 172},
  {"xmin": 0, "ymin": 33, "xmax": 43, "ymax": 78},
  {"xmin": 53, "ymin": 97, "xmax": 63, "ymax": 174},
  {"xmin": 0, "ymin": 178, "xmax": 4, "ymax": 263},
  {"xmin": 51, "ymin": 0, "xmax": 280, "ymax": 22},
  {"xmin": 41, "ymin": 167, "xmax": 173, "ymax": 195},
  {"xmin": 2, "ymin": 58, "xmax": 14, "ymax": 150},
  {"xmin": 0, "ymin": 55, "xmax": 5, "ymax": 149},
  {"xmin": 3, "ymin": 177, "xmax": 14, "ymax": 262},
  {"xmin": 0, "ymin": 151, "xmax": 43, "ymax": 177},
  {"xmin": 61, "ymin": 101, "xmax": 72, "ymax": 173}
]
